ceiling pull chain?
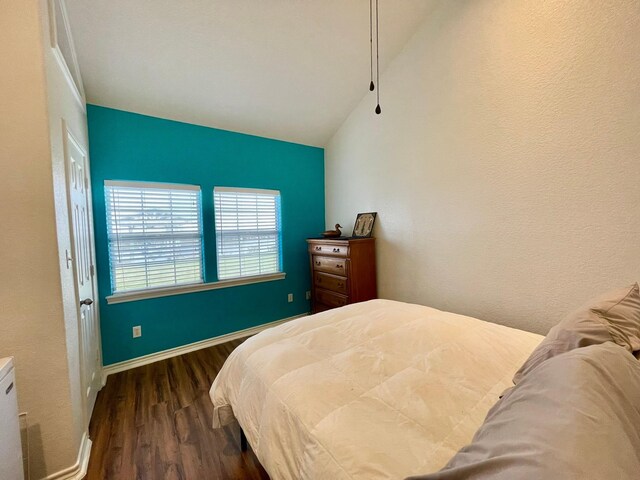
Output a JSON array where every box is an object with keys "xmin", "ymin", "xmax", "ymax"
[
  {"xmin": 369, "ymin": 0, "xmax": 375, "ymax": 91},
  {"xmin": 375, "ymin": 0, "xmax": 381, "ymax": 114}
]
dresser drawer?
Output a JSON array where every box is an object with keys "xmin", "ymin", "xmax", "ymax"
[
  {"xmin": 307, "ymin": 237, "xmax": 377, "ymax": 313},
  {"xmin": 312, "ymin": 255, "xmax": 347, "ymax": 275},
  {"xmin": 315, "ymin": 288, "xmax": 348, "ymax": 308},
  {"xmin": 314, "ymin": 271, "xmax": 347, "ymax": 294},
  {"xmin": 308, "ymin": 243, "xmax": 349, "ymax": 257}
]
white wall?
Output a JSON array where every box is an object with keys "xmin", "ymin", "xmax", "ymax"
[
  {"xmin": 0, "ymin": 1, "xmax": 89, "ymax": 478},
  {"xmin": 326, "ymin": 0, "xmax": 640, "ymax": 334}
]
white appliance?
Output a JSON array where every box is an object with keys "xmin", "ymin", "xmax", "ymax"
[{"xmin": 0, "ymin": 357, "xmax": 25, "ymax": 480}]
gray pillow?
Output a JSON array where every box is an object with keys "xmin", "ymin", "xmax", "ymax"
[
  {"xmin": 406, "ymin": 342, "xmax": 640, "ymax": 480},
  {"xmin": 512, "ymin": 283, "xmax": 640, "ymax": 384}
]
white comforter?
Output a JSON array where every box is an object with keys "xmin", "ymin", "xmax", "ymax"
[{"xmin": 210, "ymin": 299, "xmax": 542, "ymax": 480}]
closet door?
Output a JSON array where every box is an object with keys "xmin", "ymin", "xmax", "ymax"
[{"xmin": 64, "ymin": 127, "xmax": 102, "ymax": 425}]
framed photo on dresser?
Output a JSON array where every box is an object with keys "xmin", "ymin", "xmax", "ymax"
[{"xmin": 352, "ymin": 212, "xmax": 377, "ymax": 238}]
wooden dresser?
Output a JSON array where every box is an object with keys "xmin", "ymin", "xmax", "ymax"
[{"xmin": 306, "ymin": 237, "xmax": 377, "ymax": 313}]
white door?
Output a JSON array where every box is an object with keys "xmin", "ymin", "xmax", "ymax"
[{"xmin": 64, "ymin": 126, "xmax": 102, "ymax": 424}]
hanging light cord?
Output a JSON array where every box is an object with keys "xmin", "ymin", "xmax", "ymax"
[
  {"xmin": 375, "ymin": 0, "xmax": 381, "ymax": 114},
  {"xmin": 369, "ymin": 0, "xmax": 374, "ymax": 91}
]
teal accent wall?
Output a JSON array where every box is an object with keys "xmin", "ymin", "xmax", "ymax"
[{"xmin": 87, "ymin": 105, "xmax": 324, "ymax": 365}]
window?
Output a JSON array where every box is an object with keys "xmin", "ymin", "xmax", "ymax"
[
  {"xmin": 105, "ymin": 181, "xmax": 204, "ymax": 293},
  {"xmin": 214, "ymin": 187, "xmax": 282, "ymax": 280}
]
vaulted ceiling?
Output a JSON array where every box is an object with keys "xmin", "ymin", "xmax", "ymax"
[{"xmin": 65, "ymin": 0, "xmax": 436, "ymax": 147}]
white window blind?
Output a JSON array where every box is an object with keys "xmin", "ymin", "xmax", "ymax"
[
  {"xmin": 105, "ymin": 181, "xmax": 204, "ymax": 293},
  {"xmin": 214, "ymin": 187, "xmax": 282, "ymax": 280}
]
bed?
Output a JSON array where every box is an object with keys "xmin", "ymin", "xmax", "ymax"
[{"xmin": 209, "ymin": 299, "xmax": 543, "ymax": 479}]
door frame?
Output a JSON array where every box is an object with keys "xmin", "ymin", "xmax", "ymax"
[{"xmin": 62, "ymin": 119, "xmax": 103, "ymax": 429}]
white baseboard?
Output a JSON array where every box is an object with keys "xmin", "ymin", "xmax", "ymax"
[
  {"xmin": 102, "ymin": 313, "xmax": 308, "ymax": 381},
  {"xmin": 43, "ymin": 432, "xmax": 91, "ymax": 480}
]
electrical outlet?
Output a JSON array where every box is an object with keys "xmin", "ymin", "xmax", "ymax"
[
  {"xmin": 132, "ymin": 325, "xmax": 142, "ymax": 338},
  {"xmin": 305, "ymin": 291, "xmax": 311, "ymax": 300},
  {"xmin": 288, "ymin": 293, "xmax": 294, "ymax": 303}
]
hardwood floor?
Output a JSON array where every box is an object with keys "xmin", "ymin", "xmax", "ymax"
[{"xmin": 87, "ymin": 339, "xmax": 270, "ymax": 480}]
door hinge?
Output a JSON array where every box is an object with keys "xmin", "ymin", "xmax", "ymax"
[{"xmin": 90, "ymin": 264, "xmax": 95, "ymax": 277}]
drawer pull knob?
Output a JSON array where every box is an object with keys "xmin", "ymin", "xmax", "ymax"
[
  {"xmin": 315, "ymin": 261, "xmax": 321, "ymax": 266},
  {"xmin": 333, "ymin": 248, "xmax": 339, "ymax": 253},
  {"xmin": 337, "ymin": 264, "xmax": 343, "ymax": 268},
  {"xmin": 337, "ymin": 283, "xmax": 344, "ymax": 288},
  {"xmin": 315, "ymin": 246, "xmax": 321, "ymax": 251}
]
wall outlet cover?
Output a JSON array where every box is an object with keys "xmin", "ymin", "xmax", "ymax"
[
  {"xmin": 288, "ymin": 293, "xmax": 294, "ymax": 303},
  {"xmin": 306, "ymin": 291, "xmax": 311, "ymax": 300},
  {"xmin": 132, "ymin": 326, "xmax": 142, "ymax": 338}
]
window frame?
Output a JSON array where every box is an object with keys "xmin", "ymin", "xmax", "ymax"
[
  {"xmin": 104, "ymin": 182, "xmax": 287, "ymax": 305},
  {"xmin": 104, "ymin": 180, "xmax": 205, "ymax": 295},
  {"xmin": 213, "ymin": 186, "xmax": 283, "ymax": 281}
]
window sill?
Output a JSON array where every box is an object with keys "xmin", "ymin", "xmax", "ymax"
[{"xmin": 106, "ymin": 272, "xmax": 287, "ymax": 305}]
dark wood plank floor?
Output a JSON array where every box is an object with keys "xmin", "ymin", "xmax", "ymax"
[{"xmin": 87, "ymin": 338, "xmax": 270, "ymax": 480}]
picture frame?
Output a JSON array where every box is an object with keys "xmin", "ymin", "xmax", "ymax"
[{"xmin": 351, "ymin": 212, "xmax": 377, "ymax": 238}]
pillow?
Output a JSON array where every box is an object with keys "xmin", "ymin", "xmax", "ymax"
[
  {"xmin": 512, "ymin": 283, "xmax": 640, "ymax": 384},
  {"xmin": 406, "ymin": 342, "xmax": 640, "ymax": 480}
]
